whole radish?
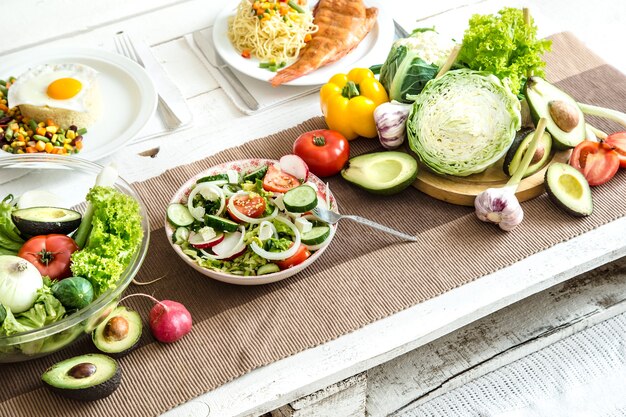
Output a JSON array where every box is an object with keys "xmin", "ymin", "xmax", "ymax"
[
  {"xmin": 119, "ymin": 294, "xmax": 192, "ymax": 343},
  {"xmin": 149, "ymin": 300, "xmax": 192, "ymax": 343}
]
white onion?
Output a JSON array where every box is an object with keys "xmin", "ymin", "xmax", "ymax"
[
  {"xmin": 187, "ymin": 183, "xmax": 225, "ymax": 221},
  {"xmin": 250, "ymin": 216, "xmax": 301, "ymax": 260},
  {"xmin": 0, "ymin": 256, "xmax": 43, "ymax": 313},
  {"xmin": 258, "ymin": 221, "xmax": 277, "ymax": 241},
  {"xmin": 227, "ymin": 192, "xmax": 278, "ymax": 224}
]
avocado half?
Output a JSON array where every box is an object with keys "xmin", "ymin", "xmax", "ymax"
[
  {"xmin": 42, "ymin": 353, "xmax": 121, "ymax": 401},
  {"xmin": 341, "ymin": 151, "xmax": 418, "ymax": 195},
  {"xmin": 525, "ymin": 76, "xmax": 585, "ymax": 150},
  {"xmin": 92, "ymin": 306, "xmax": 142, "ymax": 357},
  {"xmin": 503, "ymin": 128, "xmax": 553, "ymax": 178},
  {"xmin": 12, "ymin": 206, "xmax": 81, "ymax": 236},
  {"xmin": 545, "ymin": 162, "xmax": 593, "ymax": 217}
]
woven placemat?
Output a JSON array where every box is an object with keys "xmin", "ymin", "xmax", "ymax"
[{"xmin": 2, "ymin": 32, "xmax": 626, "ymax": 417}]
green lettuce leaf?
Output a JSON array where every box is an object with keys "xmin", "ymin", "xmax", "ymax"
[
  {"xmin": 70, "ymin": 186, "xmax": 144, "ymax": 296},
  {"xmin": 457, "ymin": 7, "xmax": 552, "ymax": 95}
]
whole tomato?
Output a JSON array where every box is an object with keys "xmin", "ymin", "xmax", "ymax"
[
  {"xmin": 18, "ymin": 234, "xmax": 79, "ymax": 280},
  {"xmin": 293, "ymin": 129, "xmax": 349, "ymax": 177},
  {"xmin": 569, "ymin": 140, "xmax": 620, "ymax": 186}
]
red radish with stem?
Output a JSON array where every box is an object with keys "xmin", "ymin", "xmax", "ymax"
[
  {"xmin": 279, "ymin": 154, "xmax": 309, "ymax": 181},
  {"xmin": 119, "ymin": 293, "xmax": 192, "ymax": 343}
]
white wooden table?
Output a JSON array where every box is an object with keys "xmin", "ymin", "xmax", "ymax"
[{"xmin": 3, "ymin": 1, "xmax": 626, "ymax": 416}]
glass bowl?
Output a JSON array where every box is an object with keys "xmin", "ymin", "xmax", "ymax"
[{"xmin": 0, "ymin": 154, "xmax": 150, "ymax": 363}]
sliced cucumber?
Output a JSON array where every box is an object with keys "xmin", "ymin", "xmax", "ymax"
[
  {"xmin": 197, "ymin": 173, "xmax": 228, "ymax": 184},
  {"xmin": 301, "ymin": 226, "xmax": 330, "ymax": 245},
  {"xmin": 204, "ymin": 214, "xmax": 239, "ymax": 232},
  {"xmin": 167, "ymin": 203, "xmax": 194, "ymax": 227},
  {"xmin": 283, "ymin": 185, "xmax": 318, "ymax": 213},
  {"xmin": 257, "ymin": 263, "xmax": 280, "ymax": 275},
  {"xmin": 174, "ymin": 227, "xmax": 190, "ymax": 244},
  {"xmin": 243, "ymin": 165, "xmax": 268, "ymax": 183}
]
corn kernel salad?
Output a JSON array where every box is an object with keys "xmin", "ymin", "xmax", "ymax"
[{"xmin": 0, "ymin": 77, "xmax": 86, "ymax": 155}]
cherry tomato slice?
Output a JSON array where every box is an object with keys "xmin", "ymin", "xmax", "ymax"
[
  {"xmin": 293, "ymin": 129, "xmax": 350, "ymax": 177},
  {"xmin": 227, "ymin": 194, "xmax": 267, "ymax": 222},
  {"xmin": 18, "ymin": 234, "xmax": 79, "ymax": 280},
  {"xmin": 275, "ymin": 244, "xmax": 311, "ymax": 270},
  {"xmin": 605, "ymin": 132, "xmax": 626, "ymax": 168},
  {"xmin": 569, "ymin": 140, "xmax": 620, "ymax": 186},
  {"xmin": 262, "ymin": 164, "xmax": 300, "ymax": 193}
]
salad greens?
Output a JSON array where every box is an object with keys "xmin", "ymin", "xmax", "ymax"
[
  {"xmin": 0, "ymin": 279, "xmax": 65, "ymax": 336},
  {"xmin": 457, "ymin": 7, "xmax": 551, "ymax": 95},
  {"xmin": 379, "ymin": 29, "xmax": 454, "ymax": 103},
  {"xmin": 0, "ymin": 195, "xmax": 24, "ymax": 255},
  {"xmin": 70, "ymin": 186, "xmax": 144, "ymax": 297},
  {"xmin": 407, "ymin": 69, "xmax": 522, "ymax": 176}
]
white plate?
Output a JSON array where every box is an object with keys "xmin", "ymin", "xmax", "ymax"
[
  {"xmin": 212, "ymin": 0, "xmax": 394, "ymax": 86},
  {"xmin": 165, "ymin": 158, "xmax": 338, "ymax": 285},
  {"xmin": 0, "ymin": 48, "xmax": 157, "ymax": 161}
]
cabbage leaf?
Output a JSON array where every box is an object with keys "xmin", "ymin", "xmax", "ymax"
[{"xmin": 407, "ymin": 69, "xmax": 521, "ymax": 177}]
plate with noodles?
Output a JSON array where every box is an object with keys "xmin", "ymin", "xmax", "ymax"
[{"xmin": 212, "ymin": 0, "xmax": 394, "ymax": 86}]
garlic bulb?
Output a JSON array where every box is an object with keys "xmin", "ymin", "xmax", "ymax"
[
  {"xmin": 474, "ymin": 186, "xmax": 524, "ymax": 232},
  {"xmin": 374, "ymin": 101, "xmax": 412, "ymax": 149}
]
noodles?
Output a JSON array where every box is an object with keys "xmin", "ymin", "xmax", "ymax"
[{"xmin": 228, "ymin": 0, "xmax": 318, "ymax": 65}]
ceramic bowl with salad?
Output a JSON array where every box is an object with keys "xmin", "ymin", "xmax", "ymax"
[
  {"xmin": 165, "ymin": 156, "xmax": 337, "ymax": 285},
  {"xmin": 0, "ymin": 154, "xmax": 149, "ymax": 362}
]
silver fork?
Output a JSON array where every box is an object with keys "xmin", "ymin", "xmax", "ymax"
[
  {"xmin": 312, "ymin": 206, "xmax": 417, "ymax": 242},
  {"xmin": 113, "ymin": 32, "xmax": 182, "ymax": 129}
]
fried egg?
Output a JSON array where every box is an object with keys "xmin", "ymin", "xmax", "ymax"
[{"xmin": 8, "ymin": 63, "xmax": 98, "ymax": 112}]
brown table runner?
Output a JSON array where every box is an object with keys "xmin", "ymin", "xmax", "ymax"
[{"xmin": 2, "ymin": 32, "xmax": 626, "ymax": 417}]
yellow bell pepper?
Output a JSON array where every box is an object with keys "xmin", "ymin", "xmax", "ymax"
[{"xmin": 320, "ymin": 68, "xmax": 389, "ymax": 140}]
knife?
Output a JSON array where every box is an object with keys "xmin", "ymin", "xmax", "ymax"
[
  {"xmin": 122, "ymin": 32, "xmax": 193, "ymax": 127},
  {"xmin": 192, "ymin": 29, "xmax": 260, "ymax": 110}
]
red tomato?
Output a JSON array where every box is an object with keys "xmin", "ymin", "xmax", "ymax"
[
  {"xmin": 275, "ymin": 244, "xmax": 311, "ymax": 270},
  {"xmin": 18, "ymin": 234, "xmax": 79, "ymax": 280},
  {"xmin": 227, "ymin": 193, "xmax": 267, "ymax": 221},
  {"xmin": 262, "ymin": 164, "xmax": 300, "ymax": 193},
  {"xmin": 293, "ymin": 129, "xmax": 350, "ymax": 177},
  {"xmin": 605, "ymin": 132, "xmax": 626, "ymax": 168},
  {"xmin": 569, "ymin": 140, "xmax": 620, "ymax": 186}
]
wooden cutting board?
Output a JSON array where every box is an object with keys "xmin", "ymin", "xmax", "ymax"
[{"xmin": 412, "ymin": 150, "xmax": 571, "ymax": 207}]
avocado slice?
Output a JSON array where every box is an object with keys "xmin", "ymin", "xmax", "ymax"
[
  {"xmin": 42, "ymin": 353, "xmax": 121, "ymax": 401},
  {"xmin": 545, "ymin": 162, "xmax": 593, "ymax": 217},
  {"xmin": 12, "ymin": 206, "xmax": 81, "ymax": 237},
  {"xmin": 341, "ymin": 151, "xmax": 418, "ymax": 195},
  {"xmin": 525, "ymin": 77, "xmax": 585, "ymax": 150},
  {"xmin": 92, "ymin": 306, "xmax": 142, "ymax": 357},
  {"xmin": 503, "ymin": 128, "xmax": 553, "ymax": 178}
]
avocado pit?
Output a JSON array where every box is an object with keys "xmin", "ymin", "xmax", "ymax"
[
  {"xmin": 104, "ymin": 316, "xmax": 130, "ymax": 342},
  {"xmin": 68, "ymin": 362, "xmax": 97, "ymax": 379}
]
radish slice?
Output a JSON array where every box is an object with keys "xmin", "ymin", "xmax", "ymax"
[
  {"xmin": 200, "ymin": 226, "xmax": 246, "ymax": 260},
  {"xmin": 224, "ymin": 243, "xmax": 246, "ymax": 261},
  {"xmin": 188, "ymin": 229, "xmax": 224, "ymax": 249},
  {"xmin": 279, "ymin": 154, "xmax": 309, "ymax": 181},
  {"xmin": 187, "ymin": 183, "xmax": 225, "ymax": 221},
  {"xmin": 227, "ymin": 191, "xmax": 278, "ymax": 224},
  {"xmin": 250, "ymin": 216, "xmax": 301, "ymax": 260}
]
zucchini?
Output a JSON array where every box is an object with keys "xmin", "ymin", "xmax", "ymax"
[
  {"xmin": 283, "ymin": 185, "xmax": 318, "ymax": 213},
  {"xmin": 243, "ymin": 165, "xmax": 268, "ymax": 183},
  {"xmin": 204, "ymin": 214, "xmax": 239, "ymax": 232},
  {"xmin": 257, "ymin": 263, "xmax": 280, "ymax": 275},
  {"xmin": 301, "ymin": 226, "xmax": 330, "ymax": 245},
  {"xmin": 167, "ymin": 203, "xmax": 194, "ymax": 227},
  {"xmin": 52, "ymin": 277, "xmax": 94, "ymax": 310}
]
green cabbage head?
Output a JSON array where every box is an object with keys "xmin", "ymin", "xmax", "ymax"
[
  {"xmin": 407, "ymin": 69, "xmax": 521, "ymax": 177},
  {"xmin": 379, "ymin": 29, "xmax": 454, "ymax": 103}
]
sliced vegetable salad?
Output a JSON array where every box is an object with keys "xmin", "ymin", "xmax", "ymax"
[
  {"xmin": 167, "ymin": 156, "xmax": 335, "ymax": 277},
  {"xmin": 0, "ymin": 166, "xmax": 144, "ymax": 355}
]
